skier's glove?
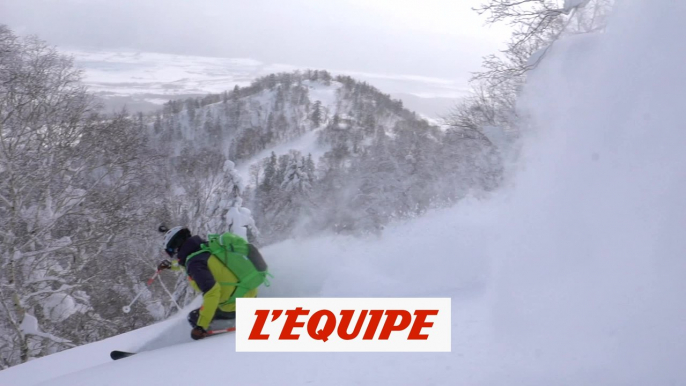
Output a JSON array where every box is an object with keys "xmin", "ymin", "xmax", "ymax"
[
  {"xmin": 191, "ymin": 326, "xmax": 207, "ymax": 340},
  {"xmin": 157, "ymin": 259, "xmax": 172, "ymax": 270}
]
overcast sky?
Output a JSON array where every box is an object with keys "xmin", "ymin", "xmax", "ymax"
[{"xmin": 0, "ymin": 0, "xmax": 509, "ymax": 82}]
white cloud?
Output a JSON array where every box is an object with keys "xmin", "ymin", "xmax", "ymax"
[{"xmin": 1, "ymin": 0, "xmax": 510, "ymax": 80}]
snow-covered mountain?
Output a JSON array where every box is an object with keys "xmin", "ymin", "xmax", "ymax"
[
  {"xmin": 148, "ymin": 70, "xmax": 428, "ymax": 172},
  {"xmin": 2, "ymin": 0, "xmax": 684, "ymax": 384},
  {"xmin": 148, "ymin": 70, "xmax": 501, "ymax": 243}
]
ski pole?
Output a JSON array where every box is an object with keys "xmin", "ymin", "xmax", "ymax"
[
  {"xmin": 122, "ymin": 270, "xmax": 160, "ymax": 314},
  {"xmin": 146, "ymin": 270, "xmax": 161, "ymax": 285}
]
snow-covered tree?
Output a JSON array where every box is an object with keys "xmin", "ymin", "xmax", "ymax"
[
  {"xmin": 0, "ymin": 26, "xmax": 155, "ymax": 366},
  {"xmin": 268, "ymin": 151, "xmax": 315, "ymax": 238},
  {"xmin": 473, "ymin": 0, "xmax": 613, "ymax": 80},
  {"xmin": 225, "ymin": 197, "xmax": 259, "ymax": 242},
  {"xmin": 351, "ymin": 132, "xmax": 401, "ymax": 232},
  {"xmin": 448, "ymin": 0, "xmax": 614, "ymax": 154},
  {"xmin": 311, "ymin": 100, "xmax": 322, "ymax": 127}
]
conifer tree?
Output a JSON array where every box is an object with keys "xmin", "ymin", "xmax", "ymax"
[{"xmin": 311, "ymin": 100, "xmax": 322, "ymax": 127}]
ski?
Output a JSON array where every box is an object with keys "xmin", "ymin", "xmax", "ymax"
[
  {"xmin": 207, "ymin": 326, "xmax": 236, "ymax": 335},
  {"xmin": 110, "ymin": 350, "xmax": 136, "ymax": 360},
  {"xmin": 109, "ymin": 327, "xmax": 236, "ymax": 360}
]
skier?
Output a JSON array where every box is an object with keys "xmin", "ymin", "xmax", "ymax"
[{"xmin": 157, "ymin": 226, "xmax": 267, "ymax": 340}]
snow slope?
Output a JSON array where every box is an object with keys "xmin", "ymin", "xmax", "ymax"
[
  {"xmin": 3, "ymin": 0, "xmax": 686, "ymax": 384},
  {"xmin": 2, "ymin": 202, "xmax": 498, "ymax": 386}
]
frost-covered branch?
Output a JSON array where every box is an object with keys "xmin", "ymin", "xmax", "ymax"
[
  {"xmin": 445, "ymin": 0, "xmax": 613, "ymax": 148},
  {"xmin": 0, "ymin": 25, "xmax": 159, "ymax": 366},
  {"xmin": 24, "ymin": 285, "xmax": 76, "ymax": 300}
]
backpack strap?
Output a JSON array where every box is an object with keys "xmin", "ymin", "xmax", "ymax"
[
  {"xmin": 264, "ymin": 272, "xmax": 273, "ymax": 287},
  {"xmin": 219, "ymin": 270, "xmax": 258, "ymax": 304},
  {"xmin": 185, "ymin": 244, "xmax": 211, "ymax": 267},
  {"xmin": 218, "ymin": 235, "xmax": 235, "ymax": 252},
  {"xmin": 217, "ymin": 270, "xmax": 272, "ymax": 305},
  {"xmin": 185, "ymin": 235, "xmax": 273, "ymax": 305}
]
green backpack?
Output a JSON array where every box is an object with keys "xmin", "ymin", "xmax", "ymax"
[{"xmin": 186, "ymin": 232, "xmax": 270, "ymax": 304}]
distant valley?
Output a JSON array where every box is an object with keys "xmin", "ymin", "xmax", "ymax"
[{"xmin": 64, "ymin": 49, "xmax": 462, "ymax": 119}]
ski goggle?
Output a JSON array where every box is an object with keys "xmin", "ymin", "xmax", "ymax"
[{"xmin": 165, "ymin": 246, "xmax": 177, "ymax": 257}]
